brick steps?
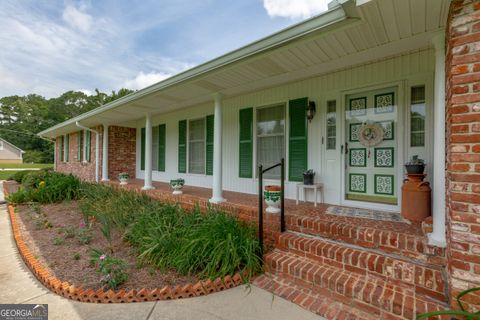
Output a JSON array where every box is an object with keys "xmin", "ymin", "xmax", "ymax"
[
  {"xmin": 264, "ymin": 249, "xmax": 448, "ymax": 319},
  {"xmin": 286, "ymin": 214, "xmax": 445, "ymax": 265},
  {"xmin": 277, "ymin": 232, "xmax": 447, "ymax": 302},
  {"xmin": 253, "ymin": 273, "xmax": 377, "ymax": 320}
]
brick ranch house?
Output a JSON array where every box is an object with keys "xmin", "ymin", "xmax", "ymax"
[{"xmin": 38, "ymin": 0, "xmax": 480, "ymax": 318}]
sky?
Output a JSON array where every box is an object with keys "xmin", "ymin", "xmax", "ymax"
[{"xmin": 0, "ymin": 0, "xmax": 330, "ymax": 98}]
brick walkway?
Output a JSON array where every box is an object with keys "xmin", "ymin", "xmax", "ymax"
[{"xmin": 107, "ymin": 179, "xmax": 449, "ymax": 319}]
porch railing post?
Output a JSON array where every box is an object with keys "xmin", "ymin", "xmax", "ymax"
[
  {"xmin": 258, "ymin": 165, "xmax": 264, "ymax": 258},
  {"xmin": 281, "ymin": 158, "xmax": 285, "ymax": 232}
]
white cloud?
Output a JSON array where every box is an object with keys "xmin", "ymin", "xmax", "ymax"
[
  {"xmin": 62, "ymin": 5, "xmax": 93, "ymax": 33},
  {"xmin": 78, "ymin": 89, "xmax": 93, "ymax": 96},
  {"xmin": 123, "ymin": 72, "xmax": 172, "ymax": 91},
  {"xmin": 0, "ymin": 2, "xmax": 191, "ymax": 98},
  {"xmin": 263, "ymin": 0, "xmax": 330, "ymax": 19}
]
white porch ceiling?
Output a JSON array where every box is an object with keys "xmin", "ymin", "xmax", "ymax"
[{"xmin": 40, "ymin": 0, "xmax": 450, "ymax": 138}]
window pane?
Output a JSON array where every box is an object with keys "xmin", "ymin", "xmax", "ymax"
[
  {"xmin": 256, "ymin": 105, "xmax": 285, "ymax": 179},
  {"xmin": 189, "ymin": 119, "xmax": 205, "ymax": 141},
  {"xmin": 189, "ymin": 119, "xmax": 205, "ymax": 174},
  {"xmin": 410, "ymin": 86, "xmax": 426, "ymax": 147},
  {"xmin": 326, "ymin": 100, "xmax": 336, "ymax": 150},
  {"xmin": 257, "ymin": 105, "xmax": 285, "ymax": 136}
]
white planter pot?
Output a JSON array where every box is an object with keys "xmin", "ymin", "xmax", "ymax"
[
  {"xmin": 264, "ymin": 190, "xmax": 281, "ymax": 214},
  {"xmin": 170, "ymin": 179, "xmax": 185, "ymax": 195}
]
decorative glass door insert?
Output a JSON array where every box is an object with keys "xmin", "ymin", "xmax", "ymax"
[{"xmin": 345, "ymin": 87, "xmax": 398, "ymax": 205}]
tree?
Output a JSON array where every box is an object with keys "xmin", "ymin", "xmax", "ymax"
[{"xmin": 0, "ymin": 88, "xmax": 134, "ymax": 163}]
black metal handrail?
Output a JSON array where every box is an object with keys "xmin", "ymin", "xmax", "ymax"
[{"xmin": 258, "ymin": 158, "xmax": 285, "ymax": 257}]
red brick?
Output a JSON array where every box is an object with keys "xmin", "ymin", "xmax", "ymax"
[
  {"xmin": 451, "ymin": 64, "xmax": 470, "ymax": 74},
  {"xmin": 449, "ymin": 163, "xmax": 471, "ymax": 172},
  {"xmin": 452, "ymin": 93, "xmax": 480, "ymax": 104}
]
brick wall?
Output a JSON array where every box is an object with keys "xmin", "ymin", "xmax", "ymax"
[
  {"xmin": 56, "ymin": 127, "xmax": 102, "ymax": 181},
  {"xmin": 108, "ymin": 126, "xmax": 136, "ymax": 180},
  {"xmin": 446, "ymin": 0, "xmax": 480, "ymax": 311},
  {"xmin": 56, "ymin": 126, "xmax": 136, "ymax": 182}
]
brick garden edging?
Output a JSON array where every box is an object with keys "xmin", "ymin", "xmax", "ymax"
[{"xmin": 5, "ymin": 201, "xmax": 244, "ymax": 303}]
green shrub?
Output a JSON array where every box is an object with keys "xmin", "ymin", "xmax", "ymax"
[
  {"xmin": 90, "ymin": 249, "xmax": 128, "ymax": 290},
  {"xmin": 73, "ymin": 253, "xmax": 81, "ymax": 260},
  {"xmin": 21, "ymin": 170, "xmax": 50, "ymax": 188},
  {"xmin": 6, "ymin": 171, "xmax": 80, "ymax": 204},
  {"xmin": 9, "ymin": 170, "xmax": 34, "ymax": 183},
  {"xmin": 6, "ymin": 188, "xmax": 33, "ymax": 204}
]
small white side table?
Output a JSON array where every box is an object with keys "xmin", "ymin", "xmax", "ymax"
[{"xmin": 296, "ymin": 183, "xmax": 324, "ymax": 207}]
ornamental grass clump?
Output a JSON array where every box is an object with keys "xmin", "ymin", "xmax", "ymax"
[
  {"xmin": 79, "ymin": 184, "xmax": 262, "ymax": 281},
  {"xmin": 125, "ymin": 204, "xmax": 262, "ymax": 280}
]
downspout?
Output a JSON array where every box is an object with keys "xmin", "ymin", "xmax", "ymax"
[{"xmin": 75, "ymin": 122, "xmax": 100, "ymax": 182}]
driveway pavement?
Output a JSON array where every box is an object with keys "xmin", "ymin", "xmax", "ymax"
[{"xmin": 0, "ymin": 181, "xmax": 324, "ymax": 320}]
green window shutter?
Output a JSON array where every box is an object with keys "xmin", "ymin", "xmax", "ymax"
[
  {"xmin": 77, "ymin": 131, "xmax": 82, "ymax": 161},
  {"xmin": 288, "ymin": 97, "xmax": 308, "ymax": 181},
  {"xmin": 158, "ymin": 124, "xmax": 166, "ymax": 172},
  {"xmin": 140, "ymin": 128, "xmax": 145, "ymax": 170},
  {"xmin": 239, "ymin": 107, "xmax": 253, "ymax": 178},
  {"xmin": 65, "ymin": 134, "xmax": 70, "ymax": 162},
  {"xmin": 59, "ymin": 136, "xmax": 64, "ymax": 162},
  {"xmin": 206, "ymin": 114, "xmax": 214, "ymax": 175},
  {"xmin": 178, "ymin": 120, "xmax": 187, "ymax": 173},
  {"xmin": 85, "ymin": 131, "xmax": 91, "ymax": 162}
]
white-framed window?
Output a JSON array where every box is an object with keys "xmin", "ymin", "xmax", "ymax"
[
  {"xmin": 410, "ymin": 86, "xmax": 426, "ymax": 147},
  {"xmin": 256, "ymin": 104, "xmax": 285, "ymax": 179},
  {"xmin": 188, "ymin": 118, "xmax": 206, "ymax": 174}
]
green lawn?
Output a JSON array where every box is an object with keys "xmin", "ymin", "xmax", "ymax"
[
  {"xmin": 0, "ymin": 171, "xmax": 16, "ymax": 180},
  {"xmin": 0, "ymin": 163, "xmax": 53, "ymax": 169}
]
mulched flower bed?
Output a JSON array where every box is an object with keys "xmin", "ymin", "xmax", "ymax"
[{"xmin": 14, "ymin": 201, "xmax": 198, "ymax": 291}]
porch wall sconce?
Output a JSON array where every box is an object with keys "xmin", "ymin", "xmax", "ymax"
[{"xmin": 307, "ymin": 101, "xmax": 316, "ymax": 122}]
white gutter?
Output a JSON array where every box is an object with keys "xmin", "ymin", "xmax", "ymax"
[{"xmin": 75, "ymin": 122, "xmax": 100, "ymax": 183}]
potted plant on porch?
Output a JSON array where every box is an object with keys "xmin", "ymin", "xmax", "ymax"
[
  {"xmin": 303, "ymin": 169, "xmax": 315, "ymax": 185},
  {"xmin": 405, "ymin": 155, "xmax": 425, "ymax": 174},
  {"xmin": 264, "ymin": 185, "xmax": 281, "ymax": 214},
  {"xmin": 118, "ymin": 172, "xmax": 129, "ymax": 185},
  {"xmin": 170, "ymin": 178, "xmax": 185, "ymax": 195}
]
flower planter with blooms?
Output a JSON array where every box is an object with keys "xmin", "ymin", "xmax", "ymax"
[
  {"xmin": 170, "ymin": 178, "xmax": 185, "ymax": 195},
  {"xmin": 264, "ymin": 185, "xmax": 281, "ymax": 214},
  {"xmin": 118, "ymin": 172, "xmax": 129, "ymax": 185}
]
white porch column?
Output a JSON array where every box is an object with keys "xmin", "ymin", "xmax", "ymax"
[
  {"xmin": 428, "ymin": 34, "xmax": 446, "ymax": 247},
  {"xmin": 101, "ymin": 124, "xmax": 109, "ymax": 181},
  {"xmin": 142, "ymin": 113, "xmax": 155, "ymax": 190},
  {"xmin": 209, "ymin": 93, "xmax": 225, "ymax": 203}
]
